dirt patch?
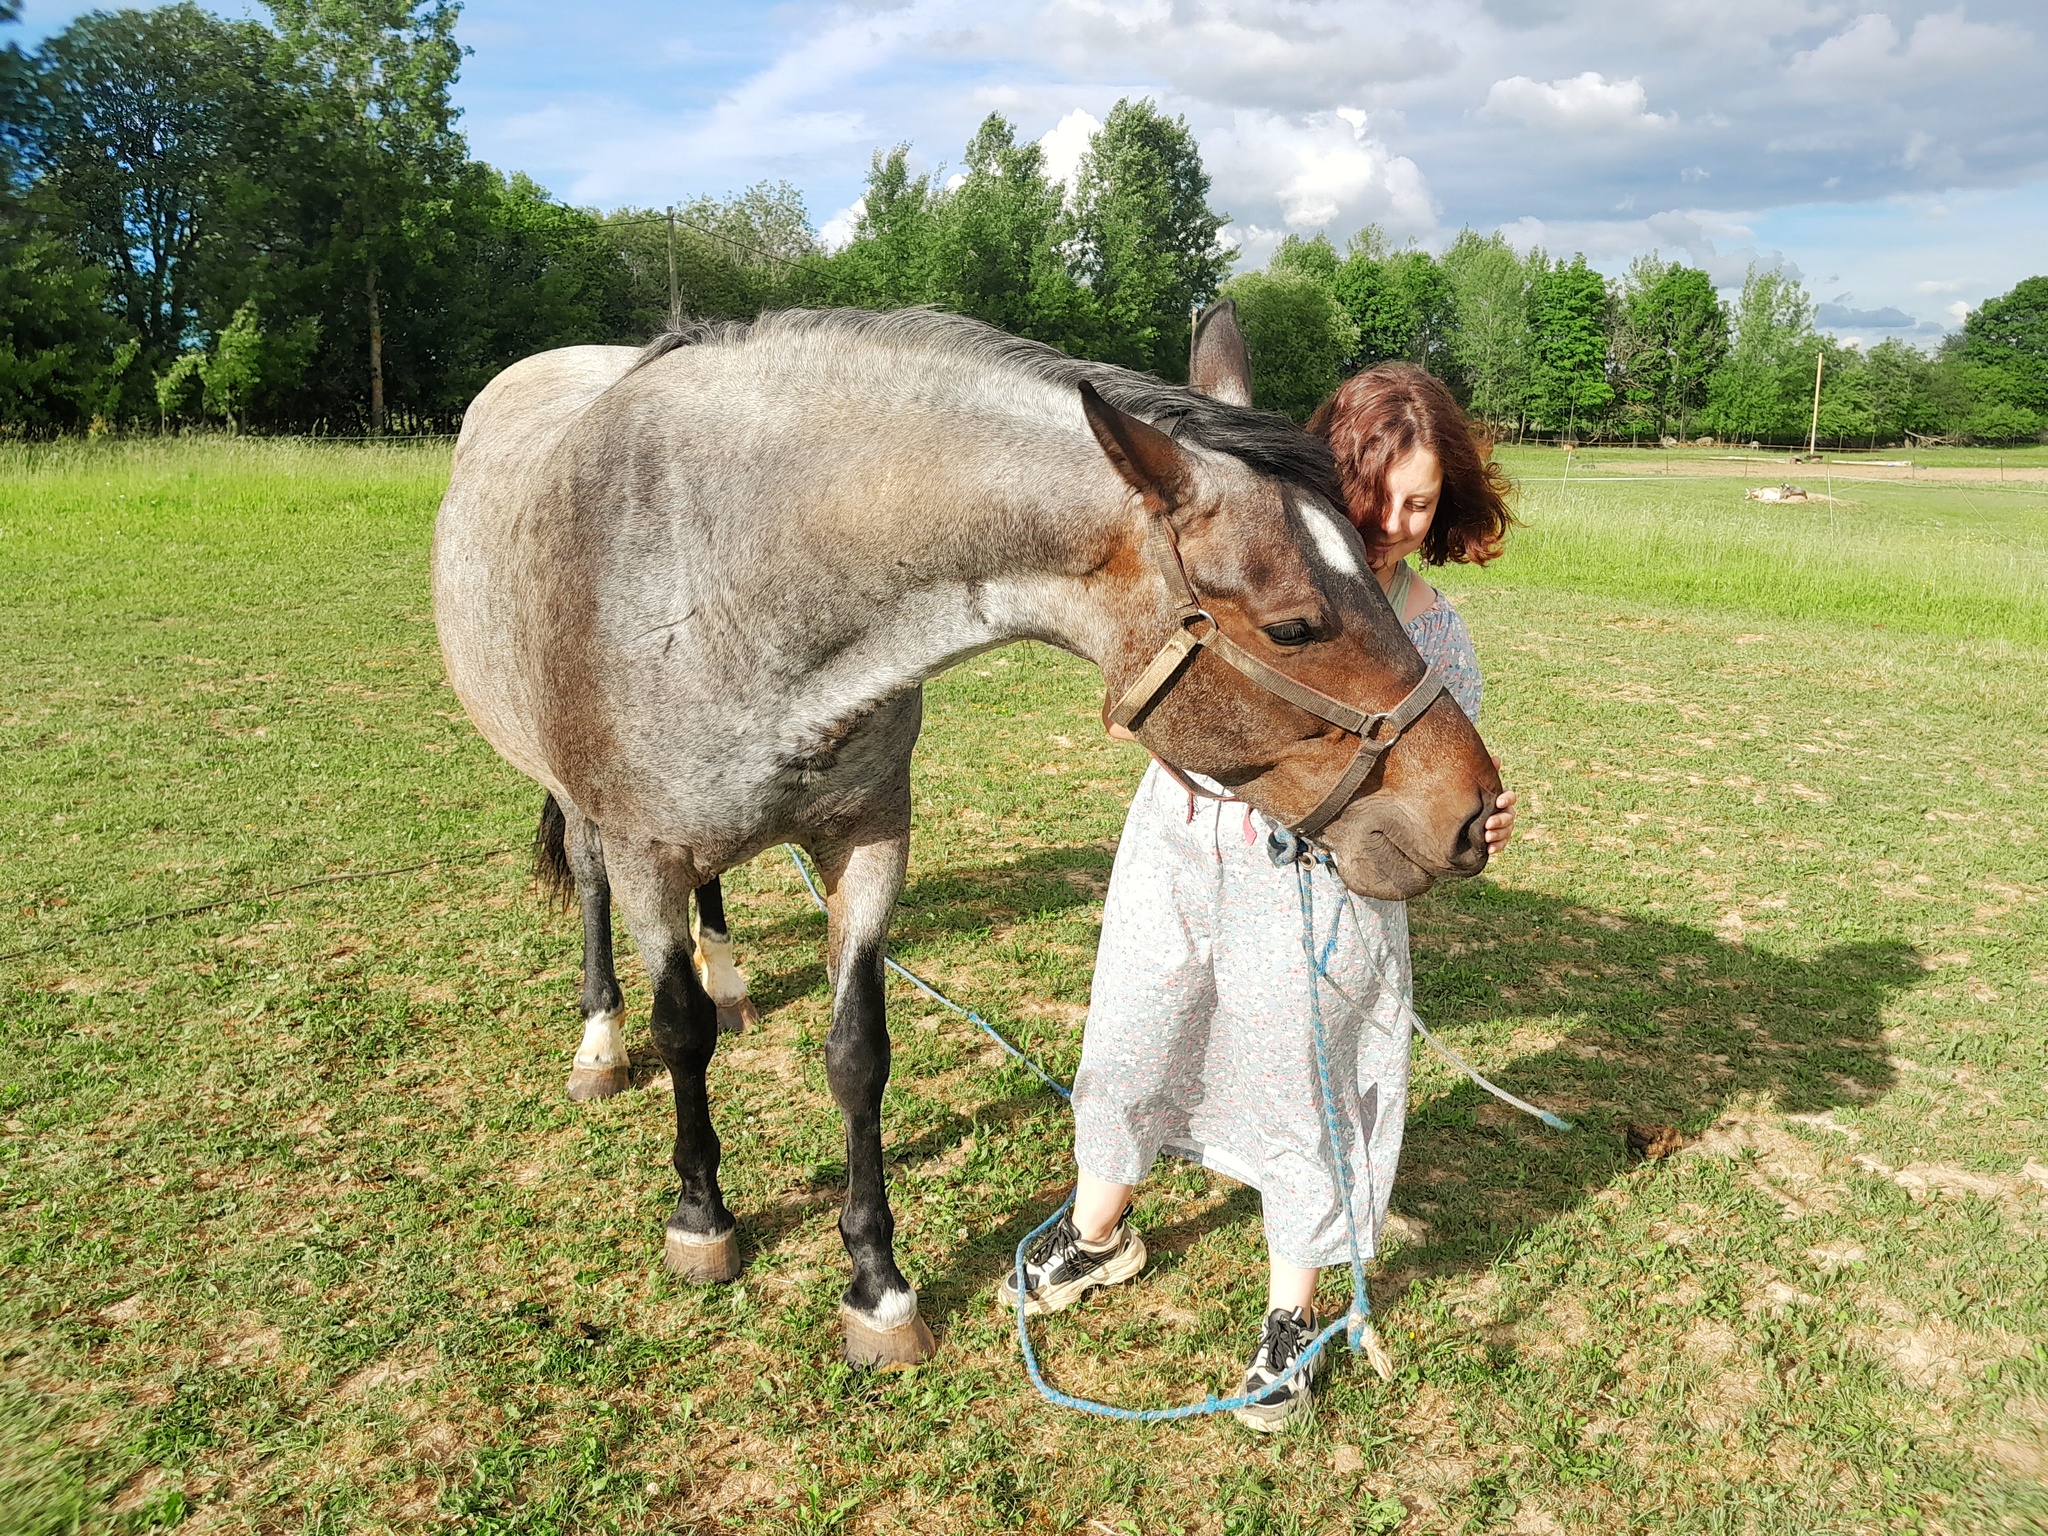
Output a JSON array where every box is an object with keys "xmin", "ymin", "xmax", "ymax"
[
  {"xmin": 1846, "ymin": 1319, "xmax": 2019, "ymax": 1398},
  {"xmin": 1684, "ymin": 1110, "xmax": 1849, "ymax": 1218},
  {"xmin": 336, "ymin": 1351, "xmax": 437, "ymax": 1399},
  {"xmin": 211, "ymin": 1318, "xmax": 284, "ymax": 1367}
]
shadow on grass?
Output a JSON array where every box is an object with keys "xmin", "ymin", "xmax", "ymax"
[{"xmin": 624, "ymin": 848, "xmax": 1920, "ymax": 1327}]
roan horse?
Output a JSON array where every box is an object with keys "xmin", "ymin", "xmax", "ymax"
[{"xmin": 431, "ymin": 305, "xmax": 1501, "ymax": 1366}]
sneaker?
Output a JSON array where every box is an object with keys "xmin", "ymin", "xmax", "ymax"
[
  {"xmin": 1232, "ymin": 1306, "xmax": 1324, "ymax": 1432},
  {"xmin": 997, "ymin": 1207, "xmax": 1147, "ymax": 1316}
]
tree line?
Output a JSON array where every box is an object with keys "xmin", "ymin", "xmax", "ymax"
[
  {"xmin": 1227, "ymin": 234, "xmax": 2046, "ymax": 447},
  {"xmin": 1, "ymin": 0, "xmax": 2042, "ymax": 444}
]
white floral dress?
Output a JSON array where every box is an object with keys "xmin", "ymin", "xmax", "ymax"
[{"xmin": 1072, "ymin": 581, "xmax": 1482, "ymax": 1268}]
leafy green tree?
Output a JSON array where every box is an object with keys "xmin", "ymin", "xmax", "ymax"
[
  {"xmin": 267, "ymin": 0, "xmax": 466, "ymax": 433},
  {"xmin": 1525, "ymin": 252, "xmax": 1613, "ymax": 434},
  {"xmin": 1705, "ymin": 266, "xmax": 1814, "ymax": 442},
  {"xmin": 1221, "ymin": 253, "xmax": 1356, "ymax": 421},
  {"xmin": 1959, "ymin": 276, "xmax": 2048, "ymax": 414},
  {"xmin": 27, "ymin": 4, "xmax": 274, "ymax": 363},
  {"xmin": 1441, "ymin": 229, "xmax": 1530, "ymax": 433},
  {"xmin": 820, "ymin": 145, "xmax": 938, "ymax": 310},
  {"xmin": 1072, "ymin": 98, "xmax": 1232, "ymax": 380},
  {"xmin": 1614, "ymin": 256, "xmax": 1725, "ymax": 440},
  {"xmin": 924, "ymin": 114, "xmax": 1098, "ymax": 352},
  {"xmin": 1332, "ymin": 232, "xmax": 1454, "ymax": 377},
  {"xmin": 1863, "ymin": 339, "xmax": 1935, "ymax": 444}
]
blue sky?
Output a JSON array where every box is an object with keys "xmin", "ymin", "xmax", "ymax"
[{"xmin": 18, "ymin": 0, "xmax": 2048, "ymax": 345}]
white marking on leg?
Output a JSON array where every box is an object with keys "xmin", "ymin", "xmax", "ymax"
[
  {"xmin": 691, "ymin": 927, "xmax": 751, "ymax": 1008},
  {"xmin": 1300, "ymin": 499, "xmax": 1364, "ymax": 577},
  {"xmin": 854, "ymin": 1286, "xmax": 918, "ymax": 1331},
  {"xmin": 573, "ymin": 1008, "xmax": 628, "ymax": 1071}
]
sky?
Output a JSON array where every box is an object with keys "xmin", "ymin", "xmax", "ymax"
[{"xmin": 18, "ymin": 0, "xmax": 2048, "ymax": 346}]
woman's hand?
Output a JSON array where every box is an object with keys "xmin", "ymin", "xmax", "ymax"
[{"xmin": 1484, "ymin": 755, "xmax": 1517, "ymax": 856}]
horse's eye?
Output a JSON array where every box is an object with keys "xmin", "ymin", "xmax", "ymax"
[{"xmin": 1263, "ymin": 620, "xmax": 1314, "ymax": 648}]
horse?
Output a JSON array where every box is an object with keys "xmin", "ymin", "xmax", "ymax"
[{"xmin": 430, "ymin": 304, "xmax": 1501, "ymax": 1366}]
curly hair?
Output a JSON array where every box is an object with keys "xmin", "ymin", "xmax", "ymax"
[{"xmin": 1307, "ymin": 364, "xmax": 1515, "ymax": 566}]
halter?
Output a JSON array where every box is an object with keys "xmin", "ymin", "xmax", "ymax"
[{"xmin": 1106, "ymin": 505, "xmax": 1446, "ymax": 842}]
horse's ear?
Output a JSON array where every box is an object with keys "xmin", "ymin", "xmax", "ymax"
[
  {"xmin": 1078, "ymin": 380, "xmax": 1192, "ymax": 514},
  {"xmin": 1189, "ymin": 300, "xmax": 1253, "ymax": 408}
]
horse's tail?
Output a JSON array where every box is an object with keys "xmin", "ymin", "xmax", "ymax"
[{"xmin": 534, "ymin": 792, "xmax": 574, "ymax": 907}]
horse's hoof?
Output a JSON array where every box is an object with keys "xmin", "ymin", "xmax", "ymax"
[
  {"xmin": 566, "ymin": 1064, "xmax": 630, "ymax": 1101},
  {"xmin": 716, "ymin": 997, "xmax": 759, "ymax": 1035},
  {"xmin": 664, "ymin": 1223, "xmax": 742, "ymax": 1283},
  {"xmin": 840, "ymin": 1305, "xmax": 936, "ymax": 1369}
]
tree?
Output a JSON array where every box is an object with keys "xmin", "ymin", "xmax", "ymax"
[
  {"xmin": 1864, "ymin": 339, "xmax": 1935, "ymax": 444},
  {"xmin": 268, "ymin": 0, "xmax": 466, "ymax": 434},
  {"xmin": 1072, "ymin": 98, "xmax": 1232, "ymax": 380},
  {"xmin": 1959, "ymin": 276, "xmax": 2048, "ymax": 414},
  {"xmin": 1441, "ymin": 229, "xmax": 1530, "ymax": 433},
  {"xmin": 1705, "ymin": 266, "xmax": 1814, "ymax": 442},
  {"xmin": 1221, "ymin": 246, "xmax": 1356, "ymax": 421},
  {"xmin": 1614, "ymin": 256, "xmax": 1725, "ymax": 439},
  {"xmin": 820, "ymin": 145, "xmax": 938, "ymax": 311},
  {"xmin": 27, "ymin": 4, "xmax": 274, "ymax": 364},
  {"xmin": 1525, "ymin": 252, "xmax": 1613, "ymax": 434},
  {"xmin": 924, "ymin": 114, "xmax": 1098, "ymax": 352},
  {"xmin": 1332, "ymin": 232, "xmax": 1455, "ymax": 377}
]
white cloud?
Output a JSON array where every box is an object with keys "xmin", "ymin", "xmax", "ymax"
[
  {"xmin": 1482, "ymin": 72, "xmax": 1674, "ymax": 132},
  {"xmin": 1948, "ymin": 299, "xmax": 1972, "ymax": 322},
  {"xmin": 1790, "ymin": 9, "xmax": 2030, "ymax": 89},
  {"xmin": 1037, "ymin": 107, "xmax": 1102, "ymax": 190},
  {"xmin": 819, "ymin": 198, "xmax": 865, "ymax": 251},
  {"xmin": 1916, "ymin": 278, "xmax": 1963, "ymax": 293},
  {"xmin": 1207, "ymin": 107, "xmax": 1436, "ymax": 234}
]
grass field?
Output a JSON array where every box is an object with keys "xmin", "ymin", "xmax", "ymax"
[{"xmin": 4, "ymin": 437, "xmax": 2047, "ymax": 1535}]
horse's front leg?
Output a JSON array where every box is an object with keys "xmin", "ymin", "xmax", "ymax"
[
  {"xmin": 815, "ymin": 828, "xmax": 933, "ymax": 1367},
  {"xmin": 607, "ymin": 844, "xmax": 741, "ymax": 1283}
]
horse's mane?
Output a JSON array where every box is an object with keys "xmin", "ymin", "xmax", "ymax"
[{"xmin": 635, "ymin": 307, "xmax": 1345, "ymax": 509}]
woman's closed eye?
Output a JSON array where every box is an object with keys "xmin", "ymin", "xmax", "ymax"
[{"xmin": 1262, "ymin": 619, "xmax": 1315, "ymax": 648}]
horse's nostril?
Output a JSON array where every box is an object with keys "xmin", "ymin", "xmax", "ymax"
[{"xmin": 1458, "ymin": 797, "xmax": 1491, "ymax": 867}]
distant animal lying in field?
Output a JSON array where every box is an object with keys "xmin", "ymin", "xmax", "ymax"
[{"xmin": 1746, "ymin": 484, "xmax": 1809, "ymax": 502}]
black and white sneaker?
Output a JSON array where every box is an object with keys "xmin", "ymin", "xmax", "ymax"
[
  {"xmin": 1232, "ymin": 1306, "xmax": 1325, "ymax": 1432},
  {"xmin": 997, "ymin": 1207, "xmax": 1147, "ymax": 1316}
]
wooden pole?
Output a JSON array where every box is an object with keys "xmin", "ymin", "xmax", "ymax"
[
  {"xmin": 1807, "ymin": 348, "xmax": 1824, "ymax": 459},
  {"xmin": 666, "ymin": 209, "xmax": 680, "ymax": 331}
]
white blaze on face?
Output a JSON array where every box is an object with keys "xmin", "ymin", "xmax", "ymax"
[{"xmin": 1300, "ymin": 500, "xmax": 1364, "ymax": 578}]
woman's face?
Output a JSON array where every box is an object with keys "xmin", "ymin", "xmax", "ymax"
[{"xmin": 1368, "ymin": 445, "xmax": 1442, "ymax": 570}]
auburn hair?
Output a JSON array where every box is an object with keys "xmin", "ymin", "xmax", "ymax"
[{"xmin": 1307, "ymin": 364, "xmax": 1515, "ymax": 566}]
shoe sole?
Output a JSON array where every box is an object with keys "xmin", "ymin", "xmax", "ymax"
[
  {"xmin": 1231, "ymin": 1390, "xmax": 1312, "ymax": 1433},
  {"xmin": 997, "ymin": 1232, "xmax": 1148, "ymax": 1317}
]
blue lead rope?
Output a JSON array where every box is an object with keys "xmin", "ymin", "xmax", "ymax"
[{"xmin": 782, "ymin": 836, "xmax": 1562, "ymax": 1419}]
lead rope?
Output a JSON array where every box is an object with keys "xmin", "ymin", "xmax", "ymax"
[{"xmin": 783, "ymin": 839, "xmax": 1565, "ymax": 1418}]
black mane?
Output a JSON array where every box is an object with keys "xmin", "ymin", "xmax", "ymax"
[{"xmin": 635, "ymin": 307, "xmax": 1346, "ymax": 510}]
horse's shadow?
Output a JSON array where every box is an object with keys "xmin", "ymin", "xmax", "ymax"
[{"xmin": 654, "ymin": 849, "xmax": 1921, "ymax": 1327}]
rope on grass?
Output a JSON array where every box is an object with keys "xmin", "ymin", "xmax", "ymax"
[{"xmin": 784, "ymin": 837, "xmax": 1566, "ymax": 1421}]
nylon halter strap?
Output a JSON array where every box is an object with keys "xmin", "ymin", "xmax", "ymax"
[{"xmin": 1107, "ymin": 507, "xmax": 1447, "ymax": 842}]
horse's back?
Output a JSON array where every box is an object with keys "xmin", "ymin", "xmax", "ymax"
[{"xmin": 433, "ymin": 345, "xmax": 641, "ymax": 793}]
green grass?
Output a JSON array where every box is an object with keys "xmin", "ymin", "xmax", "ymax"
[{"xmin": 4, "ymin": 438, "xmax": 2047, "ymax": 1534}]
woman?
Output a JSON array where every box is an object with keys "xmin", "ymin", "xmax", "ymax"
[{"xmin": 1000, "ymin": 364, "xmax": 1518, "ymax": 1431}]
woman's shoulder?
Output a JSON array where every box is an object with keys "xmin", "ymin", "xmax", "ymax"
[
  {"xmin": 1403, "ymin": 587, "xmax": 1473, "ymax": 647},
  {"xmin": 1404, "ymin": 589, "xmax": 1483, "ymax": 720}
]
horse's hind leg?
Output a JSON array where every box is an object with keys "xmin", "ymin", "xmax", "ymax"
[
  {"xmin": 692, "ymin": 878, "xmax": 758, "ymax": 1034},
  {"xmin": 815, "ymin": 826, "xmax": 934, "ymax": 1367},
  {"xmin": 564, "ymin": 813, "xmax": 631, "ymax": 1101},
  {"xmin": 607, "ymin": 843, "xmax": 741, "ymax": 1283}
]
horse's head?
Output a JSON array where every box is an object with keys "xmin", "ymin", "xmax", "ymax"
[{"xmin": 1083, "ymin": 311, "xmax": 1500, "ymax": 901}]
